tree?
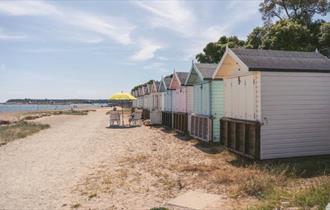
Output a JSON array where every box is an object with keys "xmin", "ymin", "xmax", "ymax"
[
  {"xmin": 259, "ymin": 0, "xmax": 330, "ymax": 25},
  {"xmin": 196, "ymin": 36, "xmax": 245, "ymax": 63},
  {"xmin": 261, "ymin": 20, "xmax": 313, "ymax": 51},
  {"xmin": 245, "ymin": 27, "xmax": 266, "ymax": 49},
  {"xmin": 319, "ymin": 22, "xmax": 330, "ymax": 56},
  {"xmin": 319, "ymin": 22, "xmax": 330, "ymax": 46}
]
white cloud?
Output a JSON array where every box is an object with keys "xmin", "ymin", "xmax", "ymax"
[
  {"xmin": 0, "ymin": 1, "xmax": 59, "ymax": 16},
  {"xmin": 133, "ymin": 0, "xmax": 195, "ymax": 37},
  {"xmin": 131, "ymin": 39, "xmax": 164, "ymax": 61},
  {"xmin": 133, "ymin": 0, "xmax": 229, "ymax": 58},
  {"xmin": 0, "ymin": 1, "xmax": 135, "ymax": 45},
  {"xmin": 134, "ymin": 0, "xmax": 260, "ymax": 58},
  {"xmin": 61, "ymin": 34, "xmax": 105, "ymax": 44},
  {"xmin": 64, "ymin": 12, "xmax": 134, "ymax": 45},
  {"xmin": 225, "ymin": 1, "xmax": 260, "ymax": 26}
]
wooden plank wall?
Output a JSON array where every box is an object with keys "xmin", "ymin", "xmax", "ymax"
[
  {"xmin": 190, "ymin": 115, "xmax": 212, "ymax": 141},
  {"xmin": 142, "ymin": 109, "xmax": 150, "ymax": 120},
  {"xmin": 161, "ymin": 111, "xmax": 173, "ymax": 128},
  {"xmin": 173, "ymin": 113, "xmax": 188, "ymax": 133},
  {"xmin": 220, "ymin": 117, "xmax": 260, "ymax": 159}
]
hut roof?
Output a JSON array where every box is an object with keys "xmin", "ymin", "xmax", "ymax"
[
  {"xmin": 194, "ymin": 63, "xmax": 218, "ymax": 79},
  {"xmin": 154, "ymin": 81, "xmax": 160, "ymax": 91},
  {"xmin": 176, "ymin": 72, "xmax": 189, "ymax": 85},
  {"xmin": 164, "ymin": 75, "xmax": 173, "ymax": 88},
  {"xmin": 231, "ymin": 48, "xmax": 330, "ymax": 72}
]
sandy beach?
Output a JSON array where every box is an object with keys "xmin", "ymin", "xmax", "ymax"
[
  {"xmin": 0, "ymin": 108, "xmax": 251, "ymax": 209},
  {"xmin": 0, "ymin": 108, "xmax": 329, "ymax": 210},
  {"xmin": 0, "ymin": 112, "xmax": 22, "ymax": 122},
  {"xmin": 4, "ymin": 108, "xmax": 328, "ymax": 210}
]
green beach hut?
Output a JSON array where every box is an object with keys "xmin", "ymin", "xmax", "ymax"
[{"xmin": 185, "ymin": 63, "xmax": 224, "ymax": 142}]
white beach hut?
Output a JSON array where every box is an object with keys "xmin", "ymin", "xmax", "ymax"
[
  {"xmin": 160, "ymin": 74, "xmax": 174, "ymax": 128},
  {"xmin": 213, "ymin": 47, "xmax": 330, "ymax": 159},
  {"xmin": 149, "ymin": 80, "xmax": 162, "ymax": 124},
  {"xmin": 169, "ymin": 71, "xmax": 191, "ymax": 133},
  {"xmin": 142, "ymin": 84, "xmax": 151, "ymax": 119},
  {"xmin": 137, "ymin": 85, "xmax": 144, "ymax": 109}
]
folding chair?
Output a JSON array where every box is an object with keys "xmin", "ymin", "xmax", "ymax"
[
  {"xmin": 110, "ymin": 111, "xmax": 120, "ymax": 126},
  {"xmin": 129, "ymin": 112, "xmax": 142, "ymax": 126}
]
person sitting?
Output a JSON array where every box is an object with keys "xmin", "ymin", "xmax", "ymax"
[
  {"xmin": 129, "ymin": 108, "xmax": 142, "ymax": 126},
  {"xmin": 128, "ymin": 108, "xmax": 135, "ymax": 126},
  {"xmin": 109, "ymin": 107, "xmax": 120, "ymax": 126}
]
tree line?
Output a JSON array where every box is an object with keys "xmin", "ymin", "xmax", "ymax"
[{"xmin": 196, "ymin": 0, "xmax": 330, "ymax": 63}]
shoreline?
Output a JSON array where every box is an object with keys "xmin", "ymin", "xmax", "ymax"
[{"xmin": 0, "ymin": 108, "xmax": 102, "ymax": 123}]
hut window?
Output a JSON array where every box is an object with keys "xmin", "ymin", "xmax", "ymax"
[{"xmin": 238, "ymin": 76, "xmax": 241, "ymax": 85}]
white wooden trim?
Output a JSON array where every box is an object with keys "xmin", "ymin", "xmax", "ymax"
[
  {"xmin": 185, "ymin": 63, "xmax": 204, "ymax": 85},
  {"xmin": 169, "ymin": 70, "xmax": 177, "ymax": 89},
  {"xmin": 169, "ymin": 71, "xmax": 182, "ymax": 90},
  {"xmin": 212, "ymin": 47, "xmax": 250, "ymax": 79},
  {"xmin": 184, "ymin": 65, "xmax": 194, "ymax": 85},
  {"xmin": 159, "ymin": 76, "xmax": 168, "ymax": 92},
  {"xmin": 212, "ymin": 46, "xmax": 229, "ymax": 79},
  {"xmin": 193, "ymin": 63, "xmax": 205, "ymax": 81}
]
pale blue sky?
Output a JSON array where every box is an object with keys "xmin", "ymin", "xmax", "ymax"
[{"xmin": 0, "ymin": 0, "xmax": 266, "ymax": 102}]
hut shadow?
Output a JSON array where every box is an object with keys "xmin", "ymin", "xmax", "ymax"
[
  {"xmin": 157, "ymin": 127, "xmax": 192, "ymax": 141},
  {"xmin": 228, "ymin": 154, "xmax": 330, "ymax": 178},
  {"xmin": 160, "ymin": 127, "xmax": 176, "ymax": 134},
  {"xmin": 193, "ymin": 141, "xmax": 226, "ymax": 154},
  {"xmin": 106, "ymin": 125, "xmax": 139, "ymax": 129},
  {"xmin": 147, "ymin": 125, "xmax": 163, "ymax": 130},
  {"xmin": 174, "ymin": 132, "xmax": 192, "ymax": 141}
]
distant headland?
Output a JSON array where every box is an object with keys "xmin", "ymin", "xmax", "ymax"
[{"xmin": 4, "ymin": 99, "xmax": 109, "ymax": 105}]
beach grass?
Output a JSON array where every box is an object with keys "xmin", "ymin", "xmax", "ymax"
[
  {"xmin": 249, "ymin": 178, "xmax": 330, "ymax": 210},
  {"xmin": 0, "ymin": 121, "xmax": 50, "ymax": 146},
  {"xmin": 20, "ymin": 109, "xmax": 92, "ymax": 121},
  {"xmin": 170, "ymin": 151, "xmax": 330, "ymax": 207}
]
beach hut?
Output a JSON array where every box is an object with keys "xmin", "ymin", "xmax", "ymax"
[
  {"xmin": 185, "ymin": 63, "xmax": 224, "ymax": 142},
  {"xmin": 160, "ymin": 74, "xmax": 174, "ymax": 128},
  {"xmin": 158, "ymin": 75, "xmax": 169, "ymax": 112},
  {"xmin": 131, "ymin": 87, "xmax": 139, "ymax": 108},
  {"xmin": 150, "ymin": 80, "xmax": 162, "ymax": 124},
  {"xmin": 213, "ymin": 47, "xmax": 330, "ymax": 159},
  {"xmin": 169, "ymin": 71, "xmax": 191, "ymax": 133},
  {"xmin": 142, "ymin": 83, "xmax": 150, "ymax": 119},
  {"xmin": 136, "ymin": 85, "xmax": 144, "ymax": 109}
]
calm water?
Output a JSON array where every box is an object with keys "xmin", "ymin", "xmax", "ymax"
[{"xmin": 0, "ymin": 104, "xmax": 100, "ymax": 113}]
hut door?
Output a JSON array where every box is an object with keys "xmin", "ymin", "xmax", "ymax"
[
  {"xmin": 225, "ymin": 75, "xmax": 256, "ymax": 121},
  {"xmin": 244, "ymin": 76, "xmax": 256, "ymax": 120}
]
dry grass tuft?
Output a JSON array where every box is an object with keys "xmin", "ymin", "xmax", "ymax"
[
  {"xmin": 75, "ymin": 167, "xmax": 130, "ymax": 198},
  {"xmin": 20, "ymin": 110, "xmax": 91, "ymax": 121},
  {"xmin": 70, "ymin": 203, "xmax": 81, "ymax": 209},
  {"xmin": 177, "ymin": 163, "xmax": 219, "ymax": 173},
  {"xmin": 0, "ymin": 121, "xmax": 50, "ymax": 146},
  {"xmin": 118, "ymin": 154, "xmax": 150, "ymax": 166}
]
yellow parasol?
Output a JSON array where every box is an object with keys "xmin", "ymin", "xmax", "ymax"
[
  {"xmin": 109, "ymin": 92, "xmax": 136, "ymax": 100},
  {"xmin": 109, "ymin": 92, "xmax": 136, "ymax": 125}
]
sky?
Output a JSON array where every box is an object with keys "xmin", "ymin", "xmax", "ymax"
[{"xmin": 0, "ymin": 0, "xmax": 265, "ymax": 102}]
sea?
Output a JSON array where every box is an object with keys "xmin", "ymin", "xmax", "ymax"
[{"xmin": 0, "ymin": 104, "xmax": 102, "ymax": 113}]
